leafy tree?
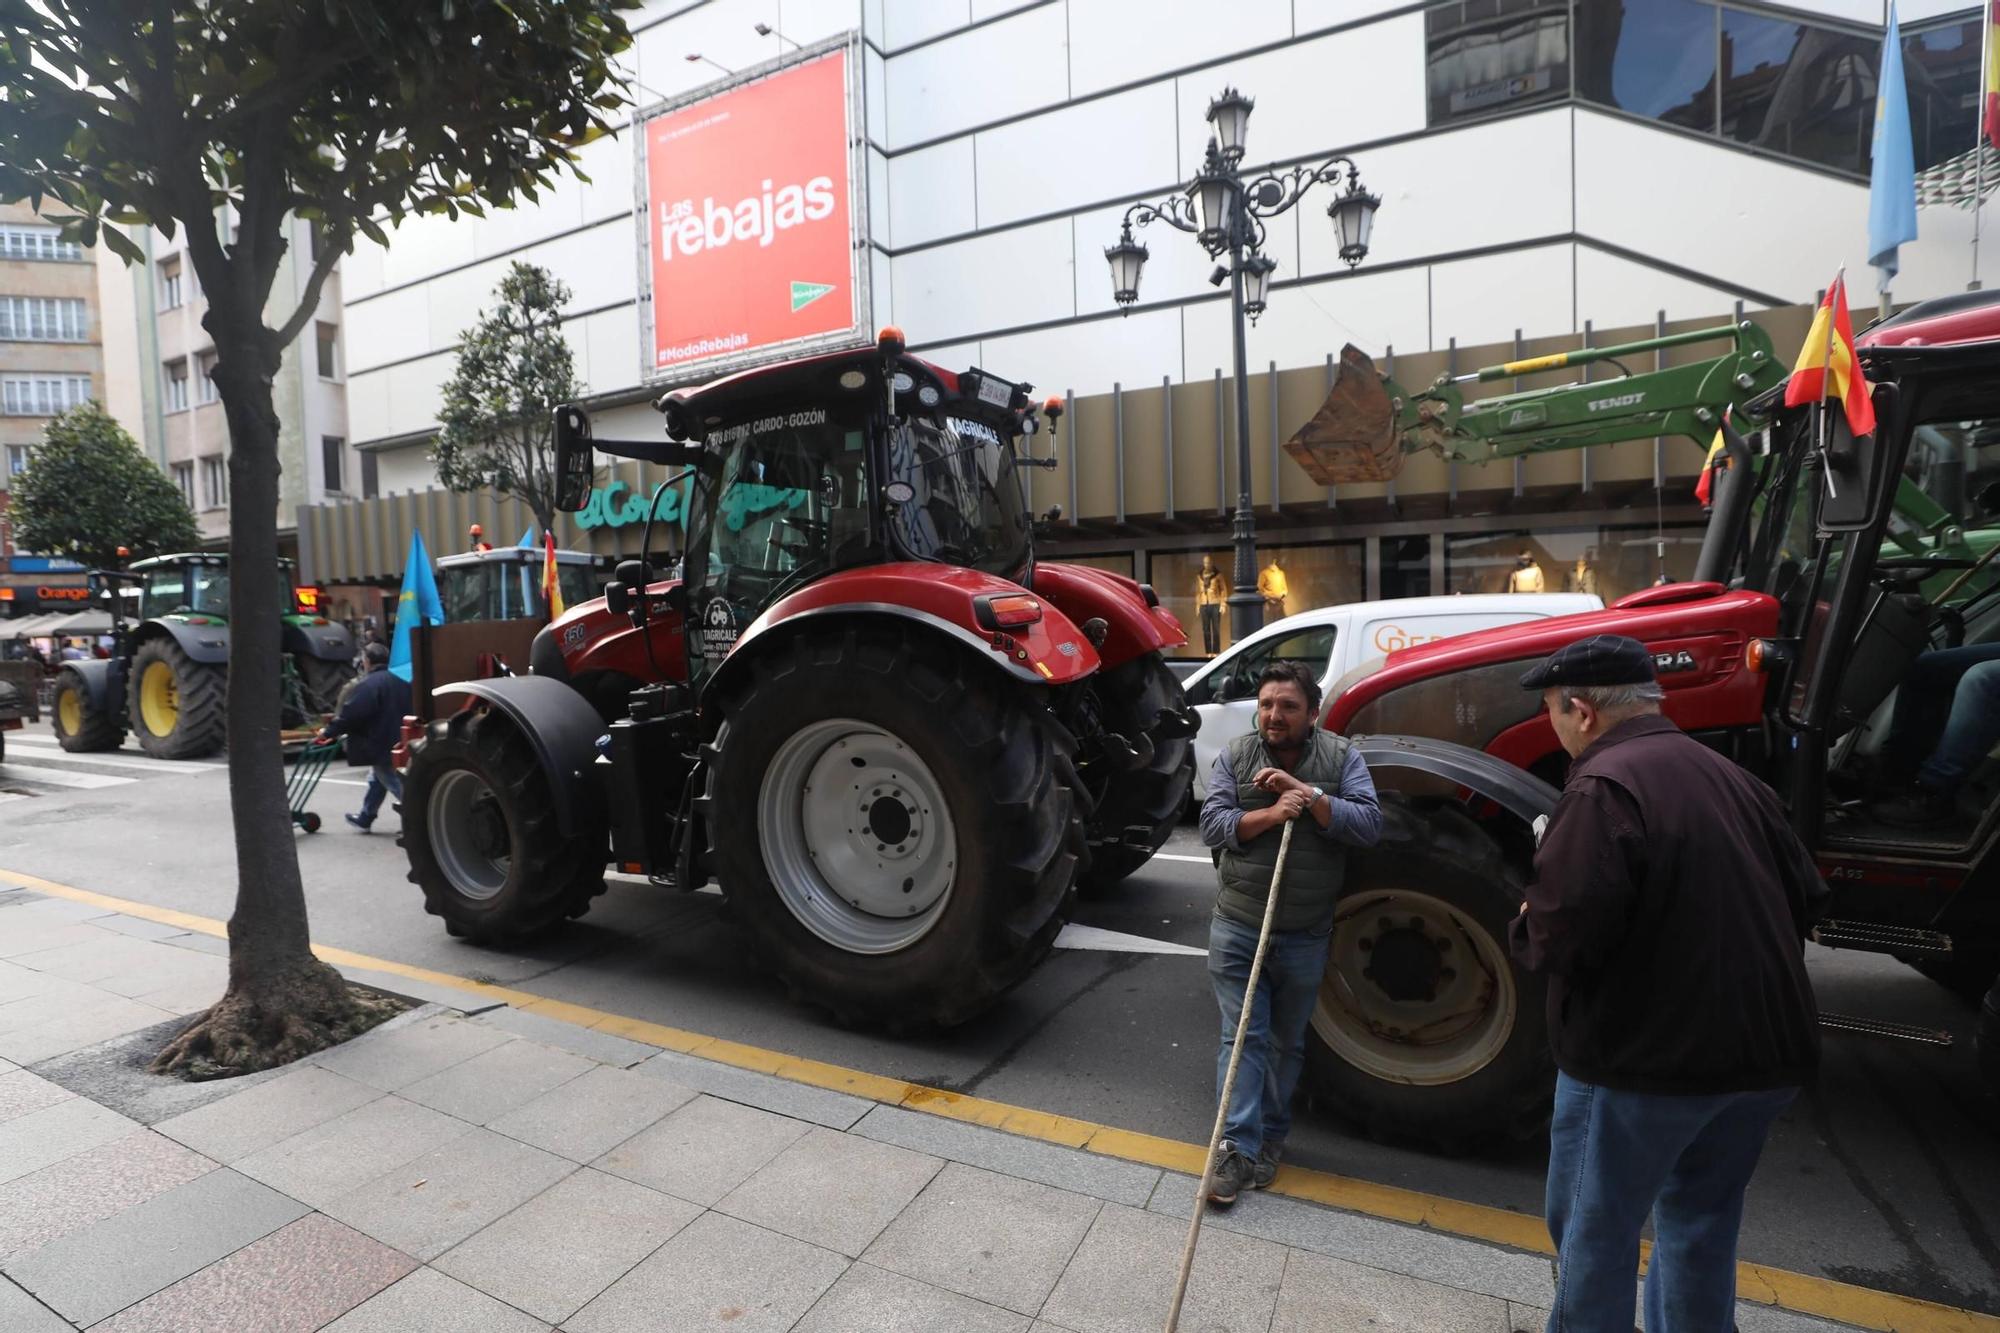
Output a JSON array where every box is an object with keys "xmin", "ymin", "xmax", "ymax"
[
  {"xmin": 435, "ymin": 261, "xmax": 585, "ymax": 538},
  {"xmin": 11, "ymin": 403, "xmax": 200, "ymax": 570},
  {"xmin": 0, "ymin": 0, "xmax": 635, "ymax": 1076}
]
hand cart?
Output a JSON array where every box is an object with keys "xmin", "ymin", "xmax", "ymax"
[{"xmin": 286, "ymin": 738, "xmax": 343, "ymax": 833}]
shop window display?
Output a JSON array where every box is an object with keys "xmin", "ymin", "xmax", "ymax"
[
  {"xmin": 1153, "ymin": 544, "xmax": 1362, "ymax": 659},
  {"xmin": 1445, "ymin": 526, "xmax": 1704, "ymax": 602}
]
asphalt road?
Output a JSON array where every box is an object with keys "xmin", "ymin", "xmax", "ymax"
[{"xmin": 3, "ymin": 731, "xmax": 1998, "ymax": 1315}]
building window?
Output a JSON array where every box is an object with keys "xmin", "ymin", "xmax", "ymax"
[
  {"xmin": 165, "ymin": 359, "xmax": 189, "ymax": 413},
  {"xmin": 1425, "ymin": 0, "xmax": 1571, "ymax": 127},
  {"xmin": 1574, "ymin": 0, "xmax": 1716, "ymax": 133},
  {"xmin": 160, "ymin": 257, "xmax": 183, "ymax": 311},
  {"xmin": 170, "ymin": 461, "xmax": 194, "ymax": 508},
  {"xmin": 360, "ymin": 450, "xmax": 379, "ymax": 500},
  {"xmin": 5, "ymin": 443, "xmax": 29, "ymax": 479},
  {"xmin": 1902, "ymin": 16, "xmax": 1986, "ymax": 173},
  {"xmin": 1718, "ymin": 8, "xmax": 1879, "ymax": 178},
  {"xmin": 322, "ymin": 435, "xmax": 344, "ymax": 495},
  {"xmin": 1, "ymin": 374, "xmax": 92, "ymax": 416},
  {"xmin": 315, "ymin": 322, "xmax": 339, "ymax": 380},
  {"xmin": 0, "ymin": 224, "xmax": 84, "ymax": 262},
  {"xmin": 200, "ymin": 455, "xmax": 227, "ymax": 511},
  {"xmin": 197, "ymin": 353, "xmax": 219, "ymax": 404},
  {"xmin": 0, "ymin": 296, "xmax": 88, "ymax": 342}
]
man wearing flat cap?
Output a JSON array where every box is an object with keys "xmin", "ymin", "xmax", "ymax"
[{"xmin": 1509, "ymin": 635, "xmax": 1826, "ymax": 1333}]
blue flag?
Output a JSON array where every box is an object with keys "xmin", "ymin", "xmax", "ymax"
[
  {"xmin": 387, "ymin": 528, "xmax": 445, "ymax": 683},
  {"xmin": 1869, "ymin": 3, "xmax": 1919, "ymax": 284}
]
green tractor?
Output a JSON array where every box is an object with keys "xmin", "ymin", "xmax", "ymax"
[{"xmin": 50, "ymin": 553, "xmax": 355, "ymax": 760}]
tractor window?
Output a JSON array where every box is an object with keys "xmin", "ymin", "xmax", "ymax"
[
  {"xmin": 139, "ymin": 570, "xmax": 186, "ymax": 619},
  {"xmin": 697, "ymin": 409, "xmax": 872, "ymax": 610},
  {"xmin": 187, "ymin": 567, "xmax": 229, "ymax": 613},
  {"xmin": 884, "ymin": 415, "xmax": 1031, "ymax": 576},
  {"xmin": 441, "ymin": 564, "xmax": 493, "ymax": 622}
]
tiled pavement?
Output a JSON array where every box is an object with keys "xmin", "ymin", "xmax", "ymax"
[{"xmin": 0, "ymin": 882, "xmax": 1870, "ymax": 1332}]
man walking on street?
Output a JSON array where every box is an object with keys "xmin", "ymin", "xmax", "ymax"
[
  {"xmin": 1198, "ymin": 661, "xmax": 1380, "ymax": 1207},
  {"xmin": 1509, "ymin": 635, "xmax": 1826, "ymax": 1333},
  {"xmin": 316, "ymin": 641, "xmax": 412, "ymax": 833}
]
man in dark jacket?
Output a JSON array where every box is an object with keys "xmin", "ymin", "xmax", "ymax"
[
  {"xmin": 1508, "ymin": 635, "xmax": 1826, "ymax": 1333},
  {"xmin": 1198, "ymin": 660, "xmax": 1381, "ymax": 1207},
  {"xmin": 316, "ymin": 642, "xmax": 412, "ymax": 832}
]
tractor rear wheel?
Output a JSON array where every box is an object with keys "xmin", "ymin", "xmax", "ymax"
[
  {"xmin": 708, "ymin": 624, "xmax": 1084, "ymax": 1032},
  {"xmin": 295, "ymin": 654, "xmax": 354, "ymax": 720},
  {"xmin": 1077, "ymin": 651, "xmax": 1194, "ymax": 893},
  {"xmin": 403, "ymin": 710, "xmax": 607, "ymax": 944},
  {"xmin": 1301, "ymin": 798, "xmax": 1552, "ymax": 1151},
  {"xmin": 128, "ymin": 639, "xmax": 225, "ymax": 759},
  {"xmin": 52, "ymin": 669, "xmax": 124, "ymax": 753}
]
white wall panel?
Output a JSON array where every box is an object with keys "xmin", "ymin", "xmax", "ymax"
[
  {"xmin": 1573, "ymin": 247, "xmax": 1763, "ymax": 333},
  {"xmin": 982, "ymin": 306, "xmax": 1180, "ymax": 400},
  {"xmin": 907, "ymin": 337, "xmax": 984, "ymax": 371},
  {"xmin": 375, "ymin": 212, "xmax": 478, "ymax": 291},
  {"xmin": 386, "ymin": 355, "xmax": 451, "ymax": 436},
  {"xmin": 970, "ymin": 0, "xmax": 1040, "ymax": 21},
  {"xmin": 1173, "ymin": 14, "xmax": 1426, "ymax": 181},
  {"xmin": 374, "ymin": 445, "xmax": 436, "ymax": 495},
  {"xmin": 580, "ymin": 307, "xmax": 642, "ymax": 393},
  {"xmin": 976, "ymin": 81, "xmax": 1178, "ymax": 229},
  {"xmin": 871, "ymin": 248, "xmax": 893, "ymax": 327},
  {"xmin": 1899, "ymin": 0, "xmax": 1978, "ymax": 21},
  {"xmin": 346, "ymin": 370, "xmax": 391, "ymax": 446},
  {"xmin": 1893, "ymin": 196, "xmax": 1999, "ymax": 299},
  {"xmin": 574, "ymin": 130, "xmax": 637, "ymax": 227},
  {"xmin": 1428, "ymin": 245, "xmax": 1575, "ymax": 349},
  {"xmin": 862, "ymin": 0, "xmax": 885, "ymax": 45},
  {"xmin": 892, "ymin": 218, "xmax": 1073, "ymax": 342},
  {"xmin": 773, "ymin": 0, "xmax": 865, "ymax": 44},
  {"xmin": 633, "ymin": 0, "xmax": 781, "ymax": 106},
  {"xmin": 341, "ymin": 237, "xmax": 387, "ymax": 301},
  {"xmin": 884, "ymin": 4, "xmax": 1069, "ymax": 148},
  {"xmin": 533, "ymin": 226, "xmax": 643, "ymax": 317},
  {"xmin": 881, "ymin": 0, "xmax": 970, "ymax": 49},
  {"xmin": 475, "ymin": 174, "xmax": 589, "ymax": 261},
  {"xmin": 865, "ymin": 46, "xmax": 888, "ymax": 145},
  {"xmin": 1293, "ymin": 0, "xmax": 1427, "ymax": 31},
  {"xmin": 1069, "ymin": 0, "xmax": 1293, "ymax": 99},
  {"xmin": 1299, "ymin": 108, "xmax": 1571, "ymax": 277},
  {"xmin": 868, "ymin": 149, "xmax": 891, "ymax": 245},
  {"xmin": 423, "ymin": 257, "xmax": 506, "ymax": 353},
  {"xmin": 1785, "ymin": 0, "xmax": 1889, "ymax": 21},
  {"xmin": 890, "ymin": 138, "xmax": 978, "ymax": 246},
  {"xmin": 345, "ymin": 287, "xmax": 432, "ymax": 376},
  {"xmin": 1179, "ymin": 266, "xmax": 1431, "ymax": 379}
]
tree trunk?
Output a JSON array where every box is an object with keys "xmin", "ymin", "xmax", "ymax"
[{"xmin": 151, "ymin": 330, "xmax": 398, "ymax": 1079}]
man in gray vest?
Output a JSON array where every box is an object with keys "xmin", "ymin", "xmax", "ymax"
[{"xmin": 1198, "ymin": 659, "xmax": 1381, "ymax": 1206}]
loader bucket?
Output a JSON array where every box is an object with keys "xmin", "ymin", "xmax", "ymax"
[{"xmin": 1283, "ymin": 344, "xmax": 1404, "ymax": 485}]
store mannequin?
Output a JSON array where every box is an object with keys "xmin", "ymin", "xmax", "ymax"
[
  {"xmin": 1565, "ymin": 549, "xmax": 1598, "ymax": 596},
  {"xmin": 1258, "ymin": 556, "xmax": 1289, "ymax": 620},
  {"xmin": 1506, "ymin": 550, "xmax": 1545, "ymax": 594},
  {"xmin": 1195, "ymin": 555, "xmax": 1228, "ymax": 655}
]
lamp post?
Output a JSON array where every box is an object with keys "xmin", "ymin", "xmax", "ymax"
[{"xmin": 1105, "ymin": 89, "xmax": 1379, "ymax": 639}]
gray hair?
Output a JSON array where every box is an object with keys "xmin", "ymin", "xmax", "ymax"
[{"xmin": 1555, "ymin": 681, "xmax": 1665, "ymax": 715}]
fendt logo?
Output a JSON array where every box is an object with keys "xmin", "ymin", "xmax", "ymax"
[
  {"xmin": 1586, "ymin": 393, "xmax": 1645, "ymax": 413},
  {"xmin": 657, "ymin": 177, "xmax": 838, "ymax": 260}
]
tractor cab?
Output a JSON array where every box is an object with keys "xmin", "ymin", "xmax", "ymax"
[{"xmin": 434, "ymin": 547, "xmax": 603, "ymax": 624}]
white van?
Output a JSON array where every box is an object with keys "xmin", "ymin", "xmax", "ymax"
[{"xmin": 1182, "ymin": 592, "xmax": 1602, "ymax": 800}]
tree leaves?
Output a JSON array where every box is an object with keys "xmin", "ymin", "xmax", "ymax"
[{"xmin": 11, "ymin": 403, "xmax": 201, "ymax": 570}]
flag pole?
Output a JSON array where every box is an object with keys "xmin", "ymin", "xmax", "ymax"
[
  {"xmin": 1818, "ymin": 270, "xmax": 1844, "ymax": 500},
  {"xmin": 1976, "ymin": 0, "xmax": 1992, "ymax": 289}
]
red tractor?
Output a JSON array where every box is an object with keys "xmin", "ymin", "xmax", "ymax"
[
  {"xmin": 1292, "ymin": 289, "xmax": 2000, "ymax": 1149},
  {"xmin": 399, "ymin": 331, "xmax": 1195, "ymax": 1029}
]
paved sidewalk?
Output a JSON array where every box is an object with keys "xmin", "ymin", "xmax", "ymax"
[{"xmin": 0, "ymin": 883, "xmax": 1868, "ymax": 1332}]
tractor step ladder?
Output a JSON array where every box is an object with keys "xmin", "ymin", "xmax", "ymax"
[
  {"xmin": 1812, "ymin": 919, "xmax": 1953, "ymax": 958},
  {"xmin": 1818, "ymin": 1012, "xmax": 1955, "ymax": 1047}
]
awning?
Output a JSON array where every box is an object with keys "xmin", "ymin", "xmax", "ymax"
[
  {"xmin": 42, "ymin": 609, "xmax": 114, "ymax": 636},
  {"xmin": 3, "ymin": 614, "xmax": 71, "ymax": 638}
]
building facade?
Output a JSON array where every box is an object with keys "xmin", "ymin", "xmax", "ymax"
[
  {"xmin": 308, "ymin": 0, "xmax": 1998, "ymax": 653},
  {"xmin": 0, "ymin": 200, "xmax": 103, "ymax": 617}
]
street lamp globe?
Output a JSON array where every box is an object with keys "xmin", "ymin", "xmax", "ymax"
[
  {"xmin": 1190, "ymin": 142, "xmax": 1234, "ymax": 252},
  {"xmin": 1328, "ymin": 179, "xmax": 1381, "ymax": 268},
  {"xmin": 1242, "ymin": 254, "xmax": 1278, "ymax": 323},
  {"xmin": 1206, "ymin": 87, "xmax": 1254, "ymax": 165},
  {"xmin": 1104, "ymin": 227, "xmax": 1149, "ymax": 310}
]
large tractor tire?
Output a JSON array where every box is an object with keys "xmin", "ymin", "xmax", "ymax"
[
  {"xmin": 403, "ymin": 711, "xmax": 607, "ymax": 944},
  {"xmin": 52, "ymin": 669, "xmax": 124, "ymax": 753},
  {"xmin": 1077, "ymin": 651, "xmax": 1195, "ymax": 893},
  {"xmin": 1302, "ymin": 797, "xmax": 1553, "ymax": 1151},
  {"xmin": 707, "ymin": 624, "xmax": 1084, "ymax": 1032},
  {"xmin": 293, "ymin": 654, "xmax": 356, "ymax": 721},
  {"xmin": 128, "ymin": 639, "xmax": 225, "ymax": 759}
]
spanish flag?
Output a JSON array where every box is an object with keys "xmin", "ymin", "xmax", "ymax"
[
  {"xmin": 541, "ymin": 530, "xmax": 565, "ymax": 618},
  {"xmin": 1693, "ymin": 430, "xmax": 1727, "ymax": 507},
  {"xmin": 1783, "ymin": 274, "xmax": 1876, "ymax": 439}
]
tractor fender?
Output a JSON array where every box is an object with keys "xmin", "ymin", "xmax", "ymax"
[
  {"xmin": 1031, "ymin": 561, "xmax": 1187, "ymax": 670},
  {"xmin": 1349, "ymin": 733, "xmax": 1560, "ymax": 831},
  {"xmin": 433, "ymin": 676, "xmax": 605, "ymax": 839},
  {"xmin": 137, "ymin": 618, "xmax": 229, "ymax": 667},
  {"xmin": 57, "ymin": 658, "xmax": 117, "ymax": 713},
  {"xmin": 282, "ymin": 617, "xmax": 355, "ymax": 663},
  {"xmin": 710, "ymin": 563, "xmax": 1100, "ymax": 703}
]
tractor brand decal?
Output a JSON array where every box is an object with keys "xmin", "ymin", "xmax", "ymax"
[
  {"xmin": 639, "ymin": 44, "xmax": 861, "ymax": 381},
  {"xmin": 1653, "ymin": 649, "xmax": 1698, "ymax": 674},
  {"xmin": 1586, "ymin": 392, "xmax": 1645, "ymax": 413},
  {"xmin": 563, "ymin": 623, "xmax": 588, "ymax": 650},
  {"xmin": 698, "ymin": 594, "xmax": 740, "ymax": 660},
  {"xmin": 1056, "ymin": 642, "xmax": 1079, "ymax": 657}
]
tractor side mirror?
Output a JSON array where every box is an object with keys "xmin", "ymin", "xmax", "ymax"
[
  {"xmin": 1818, "ymin": 410, "xmax": 1887, "ymax": 532},
  {"xmin": 553, "ymin": 404, "xmax": 595, "ymax": 512},
  {"xmin": 605, "ymin": 582, "xmax": 630, "ymax": 617}
]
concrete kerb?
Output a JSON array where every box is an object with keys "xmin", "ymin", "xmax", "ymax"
[{"xmin": 2, "ymin": 866, "xmax": 1996, "ymax": 1333}]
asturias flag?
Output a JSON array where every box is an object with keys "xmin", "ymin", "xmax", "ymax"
[
  {"xmin": 387, "ymin": 528, "xmax": 445, "ymax": 684},
  {"xmin": 1784, "ymin": 274, "xmax": 1877, "ymax": 438},
  {"xmin": 1868, "ymin": 3, "xmax": 1918, "ymax": 283},
  {"xmin": 541, "ymin": 531, "xmax": 565, "ymax": 618}
]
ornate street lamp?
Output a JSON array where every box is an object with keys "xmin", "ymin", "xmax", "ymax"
[{"xmin": 1104, "ymin": 90, "xmax": 1379, "ymax": 638}]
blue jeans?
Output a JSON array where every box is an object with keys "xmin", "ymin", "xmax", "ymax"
[
  {"xmin": 1206, "ymin": 912, "xmax": 1331, "ymax": 1159},
  {"xmin": 358, "ymin": 761, "xmax": 402, "ymax": 824},
  {"xmin": 1883, "ymin": 643, "xmax": 2000, "ymax": 785},
  {"xmin": 1545, "ymin": 1072, "xmax": 1796, "ymax": 1333}
]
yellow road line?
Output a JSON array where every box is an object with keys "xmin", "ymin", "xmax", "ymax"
[{"xmin": 5, "ymin": 866, "xmax": 1993, "ymax": 1333}]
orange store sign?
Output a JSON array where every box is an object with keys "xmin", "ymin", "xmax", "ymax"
[{"xmin": 638, "ymin": 41, "xmax": 863, "ymax": 382}]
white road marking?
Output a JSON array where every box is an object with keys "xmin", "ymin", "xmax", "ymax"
[
  {"xmin": 1055, "ymin": 923, "xmax": 1207, "ymax": 956},
  {"xmin": 0, "ymin": 747, "xmax": 223, "ymax": 774},
  {"xmin": 0, "ymin": 763, "xmax": 131, "ymax": 789},
  {"xmin": 1152, "ymin": 852, "xmax": 1212, "ymax": 864}
]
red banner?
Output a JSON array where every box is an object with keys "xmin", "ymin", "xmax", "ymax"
[{"xmin": 641, "ymin": 47, "xmax": 858, "ymax": 379}]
